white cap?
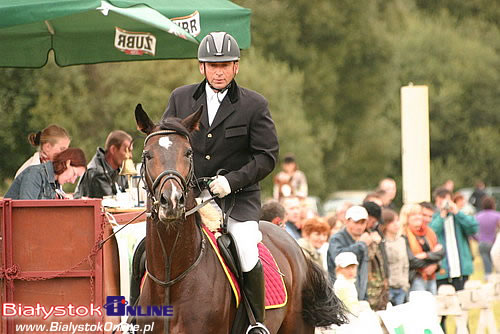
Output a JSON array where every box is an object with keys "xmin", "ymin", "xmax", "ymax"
[
  {"xmin": 335, "ymin": 252, "xmax": 359, "ymax": 268},
  {"xmin": 345, "ymin": 205, "xmax": 368, "ymax": 222}
]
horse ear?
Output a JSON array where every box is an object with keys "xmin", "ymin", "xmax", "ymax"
[
  {"xmin": 135, "ymin": 104, "xmax": 155, "ymax": 134},
  {"xmin": 182, "ymin": 105, "xmax": 203, "ymax": 133}
]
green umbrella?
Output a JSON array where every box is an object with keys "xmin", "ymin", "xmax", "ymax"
[{"xmin": 0, "ymin": 0, "xmax": 251, "ymax": 68}]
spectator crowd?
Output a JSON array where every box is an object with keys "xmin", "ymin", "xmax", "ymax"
[
  {"xmin": 3, "ymin": 126, "xmax": 499, "ymax": 334},
  {"xmin": 266, "ymin": 162, "xmax": 499, "ymax": 333}
]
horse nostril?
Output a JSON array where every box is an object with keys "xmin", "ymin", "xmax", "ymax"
[{"xmin": 160, "ymin": 193, "xmax": 168, "ymax": 206}]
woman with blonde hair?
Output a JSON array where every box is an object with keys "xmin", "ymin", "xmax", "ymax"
[
  {"xmin": 15, "ymin": 124, "xmax": 71, "ymax": 177},
  {"xmin": 400, "ymin": 203, "xmax": 444, "ymax": 295}
]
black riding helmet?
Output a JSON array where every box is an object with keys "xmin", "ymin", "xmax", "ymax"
[{"xmin": 198, "ymin": 32, "xmax": 240, "ymax": 62}]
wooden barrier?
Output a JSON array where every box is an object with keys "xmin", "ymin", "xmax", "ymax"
[
  {"xmin": 0, "ymin": 199, "xmax": 121, "ymax": 334},
  {"xmin": 437, "ymin": 279, "xmax": 498, "ymax": 334}
]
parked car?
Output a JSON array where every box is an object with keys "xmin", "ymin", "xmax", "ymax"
[{"xmin": 322, "ymin": 190, "xmax": 370, "ymax": 215}]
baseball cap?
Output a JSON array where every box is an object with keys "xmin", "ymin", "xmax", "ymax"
[
  {"xmin": 345, "ymin": 205, "xmax": 368, "ymax": 222},
  {"xmin": 335, "ymin": 252, "xmax": 359, "ymax": 268}
]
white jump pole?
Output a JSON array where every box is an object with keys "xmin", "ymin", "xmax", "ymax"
[{"xmin": 401, "ymin": 84, "xmax": 431, "ymax": 204}]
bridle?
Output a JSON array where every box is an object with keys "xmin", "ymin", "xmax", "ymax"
[
  {"xmin": 141, "ymin": 130, "xmax": 194, "ymax": 221},
  {"xmin": 139, "ymin": 129, "xmax": 207, "ymax": 334}
]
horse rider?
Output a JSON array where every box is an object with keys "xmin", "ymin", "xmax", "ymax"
[{"xmin": 162, "ymin": 32, "xmax": 279, "ymax": 334}]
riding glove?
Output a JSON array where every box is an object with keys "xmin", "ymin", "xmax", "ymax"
[{"xmin": 210, "ymin": 176, "xmax": 231, "ymax": 198}]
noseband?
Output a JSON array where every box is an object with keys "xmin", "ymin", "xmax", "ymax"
[{"xmin": 141, "ymin": 130, "xmax": 194, "ymax": 220}]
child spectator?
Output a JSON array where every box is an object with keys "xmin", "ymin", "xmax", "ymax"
[{"xmin": 334, "ymin": 252, "xmax": 362, "ymax": 315}]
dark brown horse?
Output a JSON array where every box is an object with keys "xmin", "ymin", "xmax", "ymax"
[{"xmin": 133, "ymin": 104, "xmax": 347, "ymax": 334}]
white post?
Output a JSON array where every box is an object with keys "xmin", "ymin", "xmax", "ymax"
[{"xmin": 400, "ymin": 84, "xmax": 431, "ymax": 204}]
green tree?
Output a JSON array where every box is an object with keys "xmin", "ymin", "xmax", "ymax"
[
  {"xmin": 240, "ymin": 0, "xmax": 400, "ymax": 196},
  {"xmin": 3, "ymin": 0, "xmax": 499, "ymax": 199},
  {"xmin": 0, "ymin": 68, "xmax": 39, "ymax": 191},
  {"xmin": 236, "ymin": 49, "xmax": 324, "ymax": 198},
  {"xmin": 389, "ymin": 11, "xmax": 500, "ymax": 188},
  {"xmin": 415, "ymin": 0, "xmax": 500, "ymax": 27}
]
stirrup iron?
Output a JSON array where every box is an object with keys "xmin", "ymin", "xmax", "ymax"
[{"xmin": 245, "ymin": 322, "xmax": 270, "ymax": 334}]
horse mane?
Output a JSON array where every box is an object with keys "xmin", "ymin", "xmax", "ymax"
[{"xmin": 159, "ymin": 117, "xmax": 192, "ymax": 141}]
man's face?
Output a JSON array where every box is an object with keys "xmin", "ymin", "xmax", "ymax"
[
  {"xmin": 381, "ymin": 179, "xmax": 397, "ymax": 201},
  {"xmin": 366, "ymin": 215, "xmax": 378, "ymax": 230},
  {"xmin": 282, "ymin": 197, "xmax": 301, "ymax": 224},
  {"xmin": 435, "ymin": 194, "xmax": 451, "ymax": 209},
  {"xmin": 345, "ymin": 218, "xmax": 367, "ymax": 239},
  {"xmin": 199, "ymin": 61, "xmax": 239, "ymax": 90},
  {"xmin": 112, "ymin": 140, "xmax": 131, "ymax": 168},
  {"xmin": 421, "ymin": 207, "xmax": 434, "ymax": 225}
]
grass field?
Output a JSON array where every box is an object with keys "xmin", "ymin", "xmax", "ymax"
[{"xmin": 445, "ymin": 240, "xmax": 499, "ymax": 333}]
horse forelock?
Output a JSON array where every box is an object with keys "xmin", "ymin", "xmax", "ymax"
[{"xmin": 158, "ymin": 117, "xmax": 192, "ymax": 142}]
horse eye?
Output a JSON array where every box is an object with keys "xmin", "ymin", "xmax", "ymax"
[
  {"xmin": 185, "ymin": 149, "xmax": 193, "ymax": 158},
  {"xmin": 143, "ymin": 151, "xmax": 152, "ymax": 160}
]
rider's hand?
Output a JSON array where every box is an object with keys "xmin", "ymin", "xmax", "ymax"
[{"xmin": 210, "ymin": 176, "xmax": 231, "ymax": 198}]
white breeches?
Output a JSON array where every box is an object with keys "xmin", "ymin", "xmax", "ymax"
[
  {"xmin": 227, "ymin": 218, "xmax": 262, "ymax": 272},
  {"xmin": 199, "ymin": 190, "xmax": 262, "ymax": 272}
]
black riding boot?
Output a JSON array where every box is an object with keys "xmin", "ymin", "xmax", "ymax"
[{"xmin": 243, "ymin": 261, "xmax": 270, "ymax": 334}]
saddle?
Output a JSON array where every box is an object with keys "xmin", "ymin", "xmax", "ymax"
[
  {"xmin": 217, "ymin": 233, "xmax": 242, "ymax": 279},
  {"xmin": 129, "ymin": 204, "xmax": 287, "ymax": 333}
]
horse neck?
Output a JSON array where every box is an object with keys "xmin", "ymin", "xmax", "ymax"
[{"xmin": 146, "ymin": 213, "xmax": 202, "ymax": 283}]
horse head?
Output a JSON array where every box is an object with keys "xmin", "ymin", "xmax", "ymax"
[{"xmin": 135, "ymin": 104, "xmax": 202, "ymax": 225}]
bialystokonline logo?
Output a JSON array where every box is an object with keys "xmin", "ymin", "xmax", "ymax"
[
  {"xmin": 2, "ymin": 296, "xmax": 173, "ymax": 318},
  {"xmin": 14, "ymin": 321, "xmax": 154, "ymax": 333},
  {"xmin": 104, "ymin": 296, "xmax": 173, "ymax": 317},
  {"xmin": 2, "ymin": 303, "xmax": 102, "ymax": 320}
]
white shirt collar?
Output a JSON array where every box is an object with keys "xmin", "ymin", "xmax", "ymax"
[
  {"xmin": 205, "ymin": 82, "xmax": 228, "ymax": 102},
  {"xmin": 205, "ymin": 83, "xmax": 228, "ymax": 126}
]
